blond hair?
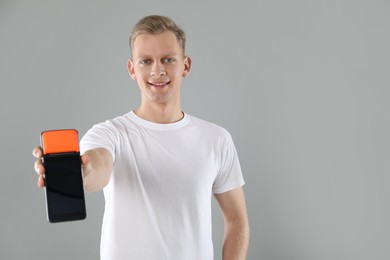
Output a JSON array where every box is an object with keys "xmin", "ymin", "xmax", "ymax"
[{"xmin": 129, "ymin": 15, "xmax": 186, "ymax": 57}]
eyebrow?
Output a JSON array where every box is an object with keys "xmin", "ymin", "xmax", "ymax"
[{"xmin": 135, "ymin": 52, "xmax": 180, "ymax": 58}]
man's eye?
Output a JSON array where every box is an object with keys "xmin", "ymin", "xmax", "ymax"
[
  {"xmin": 163, "ymin": 58, "xmax": 174, "ymax": 63},
  {"xmin": 140, "ymin": 59, "xmax": 151, "ymax": 65}
]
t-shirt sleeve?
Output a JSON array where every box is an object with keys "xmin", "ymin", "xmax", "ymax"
[
  {"xmin": 80, "ymin": 121, "xmax": 118, "ymax": 162},
  {"xmin": 212, "ymin": 130, "xmax": 245, "ymax": 194}
]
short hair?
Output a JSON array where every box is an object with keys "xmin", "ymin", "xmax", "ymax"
[{"xmin": 129, "ymin": 15, "xmax": 186, "ymax": 57}]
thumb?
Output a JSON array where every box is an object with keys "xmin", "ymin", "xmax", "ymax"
[
  {"xmin": 81, "ymin": 154, "xmax": 92, "ymax": 177},
  {"xmin": 81, "ymin": 154, "xmax": 89, "ymax": 166}
]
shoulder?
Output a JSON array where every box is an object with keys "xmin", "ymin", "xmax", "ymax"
[
  {"xmin": 80, "ymin": 113, "xmax": 134, "ymax": 154},
  {"xmin": 81, "ymin": 112, "xmax": 137, "ymax": 144},
  {"xmin": 90, "ymin": 112, "xmax": 135, "ymax": 132},
  {"xmin": 186, "ymin": 114, "xmax": 232, "ymax": 139}
]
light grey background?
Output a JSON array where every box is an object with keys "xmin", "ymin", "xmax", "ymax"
[{"xmin": 1, "ymin": 0, "xmax": 390, "ymax": 259}]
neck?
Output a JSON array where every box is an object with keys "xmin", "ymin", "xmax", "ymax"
[{"xmin": 134, "ymin": 103, "xmax": 183, "ymax": 124}]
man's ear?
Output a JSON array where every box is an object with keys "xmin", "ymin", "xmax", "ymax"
[
  {"xmin": 127, "ymin": 59, "xmax": 137, "ymax": 80},
  {"xmin": 182, "ymin": 56, "xmax": 192, "ymax": 77}
]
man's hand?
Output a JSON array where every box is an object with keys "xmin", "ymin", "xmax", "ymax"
[
  {"xmin": 32, "ymin": 146, "xmax": 91, "ymax": 189},
  {"xmin": 81, "ymin": 148, "xmax": 113, "ymax": 192}
]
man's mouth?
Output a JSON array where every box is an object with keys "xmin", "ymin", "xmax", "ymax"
[{"xmin": 148, "ymin": 81, "xmax": 170, "ymax": 88}]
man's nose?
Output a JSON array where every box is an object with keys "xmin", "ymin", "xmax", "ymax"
[{"xmin": 151, "ymin": 62, "xmax": 166, "ymax": 77}]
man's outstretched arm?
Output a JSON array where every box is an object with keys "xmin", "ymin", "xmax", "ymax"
[{"xmin": 33, "ymin": 146, "xmax": 113, "ymax": 192}]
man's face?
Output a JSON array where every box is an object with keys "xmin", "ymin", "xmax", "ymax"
[{"xmin": 128, "ymin": 31, "xmax": 191, "ymax": 106}]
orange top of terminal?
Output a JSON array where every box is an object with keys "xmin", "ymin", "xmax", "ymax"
[{"xmin": 41, "ymin": 129, "xmax": 79, "ymax": 155}]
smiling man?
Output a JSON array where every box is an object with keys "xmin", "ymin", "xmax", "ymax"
[
  {"xmin": 128, "ymin": 29, "xmax": 191, "ymax": 123},
  {"xmin": 33, "ymin": 15, "xmax": 249, "ymax": 260}
]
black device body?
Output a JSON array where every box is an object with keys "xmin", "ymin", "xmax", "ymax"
[{"xmin": 43, "ymin": 152, "xmax": 86, "ymax": 223}]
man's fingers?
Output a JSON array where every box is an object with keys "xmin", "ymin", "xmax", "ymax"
[
  {"xmin": 33, "ymin": 146, "xmax": 44, "ymax": 175},
  {"xmin": 37, "ymin": 175, "xmax": 45, "ymax": 188},
  {"xmin": 33, "ymin": 146, "xmax": 45, "ymax": 188},
  {"xmin": 32, "ymin": 146, "xmax": 43, "ymax": 158},
  {"xmin": 34, "ymin": 159, "xmax": 44, "ymax": 175}
]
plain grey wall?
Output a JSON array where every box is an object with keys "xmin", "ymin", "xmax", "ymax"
[{"xmin": 1, "ymin": 0, "xmax": 390, "ymax": 259}]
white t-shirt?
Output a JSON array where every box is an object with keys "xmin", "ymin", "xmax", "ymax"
[{"xmin": 80, "ymin": 111, "xmax": 244, "ymax": 260}]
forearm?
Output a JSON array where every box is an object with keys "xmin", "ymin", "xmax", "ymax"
[
  {"xmin": 222, "ymin": 218, "xmax": 250, "ymax": 260},
  {"xmin": 82, "ymin": 148, "xmax": 113, "ymax": 192}
]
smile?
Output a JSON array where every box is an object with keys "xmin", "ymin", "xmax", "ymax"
[{"xmin": 148, "ymin": 81, "xmax": 170, "ymax": 88}]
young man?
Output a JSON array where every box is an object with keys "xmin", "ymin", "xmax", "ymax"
[{"xmin": 33, "ymin": 15, "xmax": 249, "ymax": 259}]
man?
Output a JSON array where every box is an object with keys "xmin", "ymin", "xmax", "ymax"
[{"xmin": 33, "ymin": 15, "xmax": 249, "ymax": 259}]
